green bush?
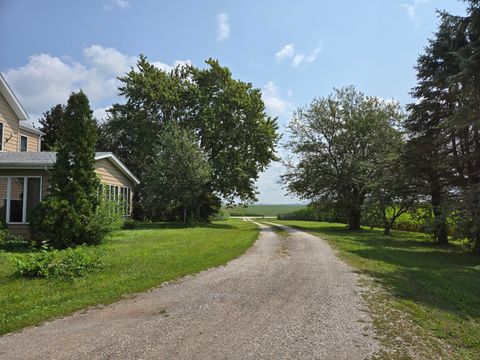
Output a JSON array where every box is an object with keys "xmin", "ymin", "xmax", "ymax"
[
  {"xmin": 278, "ymin": 206, "xmax": 342, "ymax": 222},
  {"xmin": 29, "ymin": 197, "xmax": 124, "ymax": 249},
  {"xmin": 15, "ymin": 244, "xmax": 103, "ymax": 279},
  {"xmin": 87, "ymin": 199, "xmax": 124, "ymax": 240},
  {"xmin": 122, "ymin": 217, "xmax": 140, "ymax": 229},
  {"xmin": 0, "ymin": 221, "xmax": 9, "ymax": 243},
  {"xmin": 209, "ymin": 209, "xmax": 230, "ymax": 222}
]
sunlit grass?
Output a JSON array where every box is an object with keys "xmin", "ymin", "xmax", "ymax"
[
  {"xmin": 273, "ymin": 220, "xmax": 480, "ymax": 359},
  {"xmin": 0, "ymin": 219, "xmax": 258, "ymax": 335}
]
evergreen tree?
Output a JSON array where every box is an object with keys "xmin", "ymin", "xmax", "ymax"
[
  {"xmin": 452, "ymin": 1, "xmax": 480, "ymax": 250},
  {"xmin": 30, "ymin": 91, "xmax": 100, "ymax": 248},
  {"xmin": 405, "ymin": 13, "xmax": 466, "ymax": 245},
  {"xmin": 38, "ymin": 104, "xmax": 65, "ymax": 151}
]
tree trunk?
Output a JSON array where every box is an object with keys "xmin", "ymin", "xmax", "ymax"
[
  {"xmin": 183, "ymin": 207, "xmax": 187, "ymax": 224},
  {"xmin": 347, "ymin": 208, "xmax": 361, "ymax": 230},
  {"xmin": 383, "ymin": 225, "xmax": 391, "ymax": 236},
  {"xmin": 474, "ymin": 233, "xmax": 480, "ymax": 255},
  {"xmin": 431, "ymin": 181, "xmax": 448, "ymax": 245}
]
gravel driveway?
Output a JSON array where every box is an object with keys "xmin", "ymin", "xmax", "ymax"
[{"xmin": 0, "ymin": 221, "xmax": 380, "ymax": 359}]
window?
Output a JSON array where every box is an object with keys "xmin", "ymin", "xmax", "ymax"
[
  {"xmin": 25, "ymin": 178, "xmax": 41, "ymax": 222},
  {"xmin": 9, "ymin": 178, "xmax": 24, "ymax": 222},
  {"xmin": 20, "ymin": 135, "xmax": 28, "ymax": 152},
  {"xmin": 0, "ymin": 176, "xmax": 42, "ymax": 224},
  {"xmin": 0, "ymin": 123, "xmax": 3, "ymax": 151}
]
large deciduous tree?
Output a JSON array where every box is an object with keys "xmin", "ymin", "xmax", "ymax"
[
  {"xmin": 98, "ymin": 56, "xmax": 279, "ymax": 221},
  {"xmin": 282, "ymin": 87, "xmax": 404, "ymax": 230}
]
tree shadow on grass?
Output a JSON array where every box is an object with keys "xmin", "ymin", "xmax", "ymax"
[
  {"xmin": 0, "ymin": 239, "xmax": 36, "ymax": 254},
  {"xmin": 307, "ymin": 224, "xmax": 480, "ymax": 320},
  {"xmin": 130, "ymin": 222, "xmax": 236, "ymax": 231}
]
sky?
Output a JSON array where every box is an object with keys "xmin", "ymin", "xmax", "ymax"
[{"xmin": 0, "ymin": 0, "xmax": 468, "ymax": 204}]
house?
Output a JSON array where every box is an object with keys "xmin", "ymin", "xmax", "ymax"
[{"xmin": 0, "ymin": 73, "xmax": 139, "ymax": 237}]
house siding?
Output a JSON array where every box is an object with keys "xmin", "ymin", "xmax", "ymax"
[
  {"xmin": 0, "ymin": 169, "xmax": 49, "ymax": 238},
  {"xmin": 1, "ymin": 163, "xmax": 134, "ymax": 238},
  {"xmin": 94, "ymin": 158, "xmax": 134, "ymax": 188},
  {"xmin": 19, "ymin": 131, "xmax": 41, "ymax": 152},
  {"xmin": 0, "ymin": 92, "xmax": 19, "ymax": 152}
]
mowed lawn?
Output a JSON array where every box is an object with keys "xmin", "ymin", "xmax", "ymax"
[
  {"xmin": 273, "ymin": 220, "xmax": 480, "ymax": 359},
  {"xmin": 0, "ymin": 219, "xmax": 258, "ymax": 335},
  {"xmin": 224, "ymin": 204, "xmax": 305, "ymax": 217}
]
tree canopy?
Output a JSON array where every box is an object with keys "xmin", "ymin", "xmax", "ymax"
[
  {"xmin": 98, "ymin": 56, "xmax": 279, "ymax": 220},
  {"xmin": 282, "ymin": 87, "xmax": 405, "ymax": 230},
  {"xmin": 143, "ymin": 123, "xmax": 211, "ymax": 223}
]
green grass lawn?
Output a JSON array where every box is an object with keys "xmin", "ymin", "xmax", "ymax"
[
  {"xmin": 0, "ymin": 219, "xmax": 258, "ymax": 335},
  {"xmin": 272, "ymin": 220, "xmax": 480, "ymax": 359},
  {"xmin": 223, "ymin": 204, "xmax": 305, "ymax": 217}
]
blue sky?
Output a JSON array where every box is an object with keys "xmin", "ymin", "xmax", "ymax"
[{"xmin": 0, "ymin": 0, "xmax": 467, "ymax": 203}]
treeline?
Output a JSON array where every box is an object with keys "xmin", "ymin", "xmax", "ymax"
[
  {"xmin": 39, "ymin": 58, "xmax": 279, "ymax": 223},
  {"xmin": 282, "ymin": 1, "xmax": 480, "ymax": 251},
  {"xmin": 278, "ymin": 205, "xmax": 451, "ymax": 234}
]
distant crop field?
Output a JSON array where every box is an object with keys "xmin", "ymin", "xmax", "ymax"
[{"xmin": 223, "ymin": 204, "xmax": 306, "ymax": 217}]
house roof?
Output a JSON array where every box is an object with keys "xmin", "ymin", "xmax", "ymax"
[
  {"xmin": 0, "ymin": 151, "xmax": 140, "ymax": 184},
  {"xmin": 19, "ymin": 123, "xmax": 44, "ymax": 136},
  {"xmin": 0, "ymin": 73, "xmax": 28, "ymax": 121}
]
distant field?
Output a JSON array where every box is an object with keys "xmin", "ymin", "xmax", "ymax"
[{"xmin": 223, "ymin": 204, "xmax": 306, "ymax": 217}]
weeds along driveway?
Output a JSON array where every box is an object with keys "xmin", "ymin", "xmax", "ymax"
[{"xmin": 0, "ymin": 222, "xmax": 379, "ymax": 360}]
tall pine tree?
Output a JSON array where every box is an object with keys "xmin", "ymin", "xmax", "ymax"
[
  {"xmin": 38, "ymin": 104, "xmax": 65, "ymax": 151},
  {"xmin": 452, "ymin": 1, "xmax": 480, "ymax": 250},
  {"xmin": 405, "ymin": 13, "xmax": 466, "ymax": 245},
  {"xmin": 30, "ymin": 91, "xmax": 100, "ymax": 248}
]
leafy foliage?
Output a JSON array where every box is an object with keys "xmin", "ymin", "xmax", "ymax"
[
  {"xmin": 143, "ymin": 123, "xmax": 212, "ymax": 222},
  {"xmin": 15, "ymin": 244, "xmax": 103, "ymax": 279},
  {"xmin": 98, "ymin": 56, "xmax": 279, "ymax": 220},
  {"xmin": 282, "ymin": 86, "xmax": 405, "ymax": 230}
]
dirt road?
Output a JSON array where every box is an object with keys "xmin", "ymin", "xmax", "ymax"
[{"xmin": 0, "ymin": 221, "xmax": 379, "ymax": 359}]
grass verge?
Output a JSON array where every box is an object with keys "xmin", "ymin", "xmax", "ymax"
[
  {"xmin": 272, "ymin": 220, "xmax": 480, "ymax": 359},
  {"xmin": 0, "ymin": 219, "xmax": 258, "ymax": 335}
]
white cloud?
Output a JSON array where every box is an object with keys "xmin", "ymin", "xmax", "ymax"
[
  {"xmin": 275, "ymin": 42, "xmax": 322, "ymax": 67},
  {"xmin": 292, "ymin": 54, "xmax": 305, "ymax": 67},
  {"xmin": 104, "ymin": 0, "xmax": 130, "ymax": 10},
  {"xmin": 217, "ymin": 13, "xmax": 230, "ymax": 42},
  {"xmin": 262, "ymin": 81, "xmax": 293, "ymax": 117},
  {"xmin": 83, "ymin": 45, "xmax": 136, "ymax": 74},
  {"xmin": 275, "ymin": 43, "xmax": 295, "ymax": 62},
  {"xmin": 151, "ymin": 59, "xmax": 192, "ymax": 73},
  {"xmin": 93, "ymin": 107, "xmax": 109, "ymax": 122},
  {"xmin": 3, "ymin": 45, "xmax": 190, "ymax": 123},
  {"xmin": 3, "ymin": 54, "xmax": 88, "ymax": 117},
  {"xmin": 402, "ymin": 0, "xmax": 429, "ymax": 22}
]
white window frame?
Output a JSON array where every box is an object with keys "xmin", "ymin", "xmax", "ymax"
[
  {"xmin": 20, "ymin": 135, "xmax": 28, "ymax": 152},
  {"xmin": 1, "ymin": 176, "xmax": 43, "ymax": 224}
]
